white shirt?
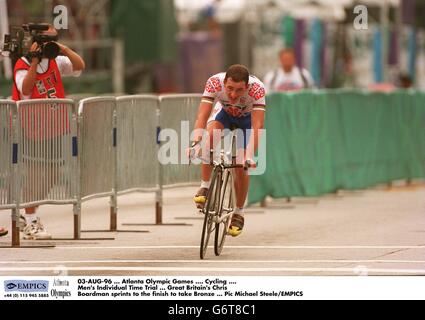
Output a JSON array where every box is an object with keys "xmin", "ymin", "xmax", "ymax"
[
  {"xmin": 202, "ymin": 72, "xmax": 266, "ymax": 118},
  {"xmin": 263, "ymin": 66, "xmax": 314, "ymax": 92},
  {"xmin": 15, "ymin": 56, "xmax": 81, "ymax": 100}
]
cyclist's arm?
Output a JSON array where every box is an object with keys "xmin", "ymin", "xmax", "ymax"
[
  {"xmin": 192, "ymin": 99, "xmax": 214, "ymax": 142},
  {"xmin": 246, "ymin": 108, "xmax": 265, "ymax": 159}
]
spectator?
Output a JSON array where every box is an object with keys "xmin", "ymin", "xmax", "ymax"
[
  {"xmin": 263, "ymin": 48, "xmax": 314, "ymax": 92},
  {"xmin": 12, "ymin": 24, "xmax": 85, "ymax": 240},
  {"xmin": 191, "ymin": 0, "xmax": 222, "ymax": 36}
]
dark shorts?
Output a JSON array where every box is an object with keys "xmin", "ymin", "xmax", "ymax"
[{"xmin": 208, "ymin": 106, "xmax": 251, "ymax": 149}]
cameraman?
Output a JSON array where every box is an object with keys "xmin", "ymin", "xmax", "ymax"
[
  {"xmin": 13, "ymin": 30, "xmax": 85, "ymax": 100},
  {"xmin": 12, "ymin": 25, "xmax": 85, "ymax": 240}
]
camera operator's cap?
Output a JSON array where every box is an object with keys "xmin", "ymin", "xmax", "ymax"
[
  {"xmin": 40, "ymin": 24, "xmax": 58, "ymax": 37},
  {"xmin": 27, "ymin": 23, "xmax": 58, "ymax": 37}
]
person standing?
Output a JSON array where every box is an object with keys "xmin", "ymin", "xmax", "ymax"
[
  {"xmin": 263, "ymin": 48, "xmax": 314, "ymax": 92},
  {"xmin": 12, "ymin": 24, "xmax": 85, "ymax": 240}
]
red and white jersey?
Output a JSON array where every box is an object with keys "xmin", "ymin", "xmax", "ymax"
[
  {"xmin": 12, "ymin": 57, "xmax": 66, "ymax": 101},
  {"xmin": 12, "ymin": 56, "xmax": 81, "ymax": 101},
  {"xmin": 202, "ymin": 72, "xmax": 266, "ymax": 118},
  {"xmin": 12, "ymin": 57, "xmax": 75, "ymax": 139}
]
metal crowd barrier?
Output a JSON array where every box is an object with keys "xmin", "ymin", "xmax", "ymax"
[
  {"xmin": 78, "ymin": 97, "xmax": 115, "ymax": 201},
  {"xmin": 155, "ymin": 94, "xmax": 201, "ymax": 225},
  {"xmin": 0, "ymin": 100, "xmax": 17, "ymax": 210},
  {"xmin": 76, "ymin": 97, "xmax": 117, "ymax": 237},
  {"xmin": 115, "ymin": 95, "xmax": 162, "ymax": 227},
  {"xmin": 0, "ymin": 100, "xmax": 19, "ymax": 245},
  {"xmin": 159, "ymin": 94, "xmax": 201, "ymax": 187},
  {"xmin": 116, "ymin": 95, "xmax": 194, "ymax": 227},
  {"xmin": 17, "ymin": 99, "xmax": 77, "ymax": 206},
  {"xmin": 116, "ymin": 95, "xmax": 159, "ymax": 194},
  {"xmin": 17, "ymin": 99, "xmax": 78, "ymax": 243},
  {"xmin": 1, "ymin": 94, "xmax": 204, "ymax": 246}
]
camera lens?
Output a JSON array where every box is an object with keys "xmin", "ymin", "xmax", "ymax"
[{"xmin": 42, "ymin": 41, "xmax": 60, "ymax": 59}]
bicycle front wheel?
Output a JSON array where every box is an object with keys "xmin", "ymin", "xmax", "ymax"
[
  {"xmin": 200, "ymin": 167, "xmax": 221, "ymax": 259},
  {"xmin": 214, "ymin": 169, "xmax": 234, "ymax": 256}
]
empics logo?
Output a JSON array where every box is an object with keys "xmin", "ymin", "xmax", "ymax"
[
  {"xmin": 4, "ymin": 280, "xmax": 49, "ymax": 292},
  {"xmin": 5, "ymin": 282, "xmax": 17, "ymax": 290}
]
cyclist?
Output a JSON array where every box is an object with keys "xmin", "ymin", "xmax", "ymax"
[{"xmin": 188, "ymin": 64, "xmax": 266, "ymax": 237}]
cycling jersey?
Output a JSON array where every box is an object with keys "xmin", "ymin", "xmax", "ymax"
[{"xmin": 202, "ymin": 72, "xmax": 266, "ymax": 118}]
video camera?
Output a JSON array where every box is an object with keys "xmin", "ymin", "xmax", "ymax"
[{"xmin": 1, "ymin": 23, "xmax": 60, "ymax": 62}]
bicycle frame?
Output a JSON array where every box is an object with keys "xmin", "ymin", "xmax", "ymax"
[
  {"xmin": 197, "ymin": 130, "xmax": 244, "ymax": 259},
  {"xmin": 212, "ymin": 170, "xmax": 236, "ymax": 225}
]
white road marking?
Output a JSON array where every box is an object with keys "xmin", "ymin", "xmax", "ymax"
[
  {"xmin": 0, "ymin": 259, "xmax": 425, "ymax": 264},
  {"xmin": 43, "ymin": 245, "xmax": 425, "ymax": 250}
]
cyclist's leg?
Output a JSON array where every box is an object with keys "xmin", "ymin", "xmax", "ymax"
[
  {"xmin": 228, "ymin": 115, "xmax": 251, "ymax": 236},
  {"xmin": 228, "ymin": 149, "xmax": 249, "ymax": 236},
  {"xmin": 201, "ymin": 121, "xmax": 225, "ymax": 181},
  {"xmin": 234, "ymin": 154, "xmax": 249, "ymax": 208},
  {"xmin": 194, "ymin": 105, "xmax": 230, "ymax": 208},
  {"xmin": 233, "ymin": 113, "xmax": 251, "ymax": 208}
]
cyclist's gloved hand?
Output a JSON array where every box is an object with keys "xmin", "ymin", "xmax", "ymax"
[
  {"xmin": 244, "ymin": 158, "xmax": 257, "ymax": 169},
  {"xmin": 186, "ymin": 140, "xmax": 202, "ymax": 160}
]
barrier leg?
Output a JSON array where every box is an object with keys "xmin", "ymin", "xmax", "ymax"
[
  {"xmin": 73, "ymin": 202, "xmax": 81, "ymax": 239},
  {"xmin": 110, "ymin": 200, "xmax": 117, "ymax": 231},
  {"xmin": 156, "ymin": 197, "xmax": 162, "ymax": 224},
  {"xmin": 82, "ymin": 195, "xmax": 149, "ymax": 233},
  {"xmin": 11, "ymin": 208, "xmax": 20, "ymax": 247}
]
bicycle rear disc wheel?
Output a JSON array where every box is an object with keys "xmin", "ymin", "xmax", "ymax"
[
  {"xmin": 200, "ymin": 168, "xmax": 221, "ymax": 259},
  {"xmin": 214, "ymin": 169, "xmax": 234, "ymax": 256}
]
